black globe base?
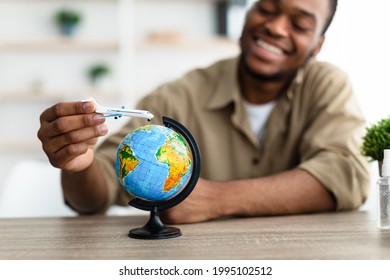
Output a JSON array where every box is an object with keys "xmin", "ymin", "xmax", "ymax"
[{"xmin": 128, "ymin": 207, "xmax": 181, "ymax": 239}]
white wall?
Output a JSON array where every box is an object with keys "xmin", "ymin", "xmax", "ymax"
[
  {"xmin": 134, "ymin": 0, "xmax": 216, "ymax": 40},
  {"xmin": 319, "ymin": 0, "xmax": 390, "ymax": 125}
]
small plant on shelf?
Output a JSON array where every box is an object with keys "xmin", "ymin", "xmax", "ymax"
[
  {"xmin": 88, "ymin": 64, "xmax": 110, "ymax": 83},
  {"xmin": 361, "ymin": 117, "xmax": 390, "ymax": 166},
  {"xmin": 88, "ymin": 63, "xmax": 112, "ymax": 90},
  {"xmin": 55, "ymin": 8, "xmax": 82, "ymax": 36}
]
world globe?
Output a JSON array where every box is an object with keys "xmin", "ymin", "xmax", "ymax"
[
  {"xmin": 116, "ymin": 124, "xmax": 193, "ymax": 201},
  {"xmin": 115, "ymin": 117, "xmax": 201, "ymax": 239}
]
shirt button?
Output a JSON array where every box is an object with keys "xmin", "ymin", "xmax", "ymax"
[{"xmin": 252, "ymin": 158, "xmax": 259, "ymax": 165}]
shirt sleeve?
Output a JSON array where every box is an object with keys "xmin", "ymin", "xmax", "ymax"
[{"xmin": 297, "ymin": 65, "xmax": 370, "ymax": 210}]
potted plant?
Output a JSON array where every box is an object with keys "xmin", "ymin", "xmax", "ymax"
[
  {"xmin": 361, "ymin": 117, "xmax": 390, "ymax": 175},
  {"xmin": 88, "ymin": 63, "xmax": 111, "ymax": 89},
  {"xmin": 55, "ymin": 8, "xmax": 82, "ymax": 36}
]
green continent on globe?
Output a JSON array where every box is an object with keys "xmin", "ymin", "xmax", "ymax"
[
  {"xmin": 118, "ymin": 144, "xmax": 140, "ymax": 184},
  {"xmin": 156, "ymin": 138, "xmax": 191, "ymax": 192}
]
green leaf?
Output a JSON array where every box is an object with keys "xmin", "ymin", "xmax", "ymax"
[{"xmin": 361, "ymin": 117, "xmax": 390, "ymax": 161}]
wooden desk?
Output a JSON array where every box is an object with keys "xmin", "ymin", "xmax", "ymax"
[{"xmin": 0, "ymin": 211, "xmax": 389, "ymax": 260}]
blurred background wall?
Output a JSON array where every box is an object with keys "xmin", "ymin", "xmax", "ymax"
[{"xmin": 0, "ymin": 0, "xmax": 389, "ymax": 216}]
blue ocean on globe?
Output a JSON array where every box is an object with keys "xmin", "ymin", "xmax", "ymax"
[{"xmin": 116, "ymin": 125, "xmax": 193, "ymax": 201}]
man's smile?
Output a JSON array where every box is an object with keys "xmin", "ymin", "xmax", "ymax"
[{"xmin": 256, "ymin": 39, "xmax": 284, "ymax": 56}]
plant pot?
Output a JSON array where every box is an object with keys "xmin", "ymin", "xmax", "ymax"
[
  {"xmin": 92, "ymin": 75, "xmax": 112, "ymax": 91},
  {"xmin": 59, "ymin": 23, "xmax": 78, "ymax": 36}
]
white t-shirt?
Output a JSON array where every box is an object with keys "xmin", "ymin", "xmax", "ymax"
[{"xmin": 243, "ymin": 100, "xmax": 276, "ymax": 142}]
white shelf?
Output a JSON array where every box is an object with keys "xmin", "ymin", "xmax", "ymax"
[
  {"xmin": 0, "ymin": 37, "xmax": 236, "ymax": 52},
  {"xmin": 0, "ymin": 93, "xmax": 66, "ymax": 102},
  {"xmin": 0, "ymin": 90, "xmax": 120, "ymax": 102},
  {"xmin": 0, "ymin": 140, "xmax": 42, "ymax": 152},
  {"xmin": 136, "ymin": 37, "xmax": 238, "ymax": 50},
  {"xmin": 0, "ymin": 39, "xmax": 119, "ymax": 51},
  {"xmin": 0, "ymin": 0, "xmax": 118, "ymax": 2}
]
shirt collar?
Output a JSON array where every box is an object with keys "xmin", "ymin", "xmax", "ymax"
[
  {"xmin": 205, "ymin": 56, "xmax": 313, "ymax": 109},
  {"xmin": 205, "ymin": 57, "xmax": 240, "ymax": 110},
  {"xmin": 286, "ymin": 58, "xmax": 314, "ymax": 100}
]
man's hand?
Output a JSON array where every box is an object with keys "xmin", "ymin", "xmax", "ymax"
[
  {"xmin": 160, "ymin": 178, "xmax": 224, "ymax": 224},
  {"xmin": 37, "ymin": 100, "xmax": 108, "ymax": 172}
]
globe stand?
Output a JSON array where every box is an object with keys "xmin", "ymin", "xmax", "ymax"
[
  {"xmin": 127, "ymin": 116, "xmax": 201, "ymax": 240},
  {"xmin": 128, "ymin": 206, "xmax": 181, "ymax": 239}
]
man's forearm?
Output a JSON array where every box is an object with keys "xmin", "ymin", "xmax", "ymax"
[
  {"xmin": 216, "ymin": 168, "xmax": 336, "ymax": 217},
  {"xmin": 61, "ymin": 160, "xmax": 109, "ymax": 214},
  {"xmin": 156, "ymin": 168, "xmax": 337, "ymax": 224}
]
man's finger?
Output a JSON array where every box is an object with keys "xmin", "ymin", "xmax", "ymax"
[
  {"xmin": 39, "ymin": 101, "xmax": 96, "ymax": 123},
  {"xmin": 47, "ymin": 124, "xmax": 108, "ymax": 153},
  {"xmin": 41, "ymin": 114, "xmax": 105, "ymax": 138}
]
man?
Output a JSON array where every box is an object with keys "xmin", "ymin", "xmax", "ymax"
[{"xmin": 37, "ymin": 0, "xmax": 370, "ymax": 224}]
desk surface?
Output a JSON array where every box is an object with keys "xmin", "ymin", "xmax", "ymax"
[{"xmin": 0, "ymin": 211, "xmax": 389, "ymax": 260}]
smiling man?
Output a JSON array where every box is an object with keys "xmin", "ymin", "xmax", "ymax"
[{"xmin": 38, "ymin": 0, "xmax": 370, "ymax": 223}]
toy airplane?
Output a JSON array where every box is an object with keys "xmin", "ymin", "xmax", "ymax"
[{"xmin": 83, "ymin": 97, "xmax": 154, "ymax": 121}]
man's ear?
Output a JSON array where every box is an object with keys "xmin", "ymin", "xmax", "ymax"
[{"xmin": 312, "ymin": 36, "xmax": 325, "ymax": 57}]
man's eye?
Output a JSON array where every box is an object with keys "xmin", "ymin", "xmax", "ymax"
[
  {"xmin": 292, "ymin": 19, "xmax": 313, "ymax": 33},
  {"xmin": 257, "ymin": 3, "xmax": 277, "ymax": 16},
  {"xmin": 293, "ymin": 23, "xmax": 309, "ymax": 32}
]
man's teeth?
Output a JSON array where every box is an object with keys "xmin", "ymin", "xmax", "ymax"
[{"xmin": 256, "ymin": 40, "xmax": 283, "ymax": 55}]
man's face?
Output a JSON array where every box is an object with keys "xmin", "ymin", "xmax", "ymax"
[{"xmin": 239, "ymin": 0, "xmax": 330, "ymax": 80}]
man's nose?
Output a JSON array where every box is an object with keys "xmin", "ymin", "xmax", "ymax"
[{"xmin": 264, "ymin": 15, "xmax": 289, "ymax": 38}]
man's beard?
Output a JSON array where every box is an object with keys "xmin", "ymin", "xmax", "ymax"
[
  {"xmin": 239, "ymin": 54, "xmax": 286, "ymax": 82},
  {"xmin": 239, "ymin": 51, "xmax": 313, "ymax": 82}
]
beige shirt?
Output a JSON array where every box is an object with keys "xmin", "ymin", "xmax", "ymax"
[{"xmin": 96, "ymin": 57, "xmax": 370, "ymax": 212}]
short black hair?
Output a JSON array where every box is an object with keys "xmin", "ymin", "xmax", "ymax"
[{"xmin": 322, "ymin": 0, "xmax": 338, "ymax": 35}]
